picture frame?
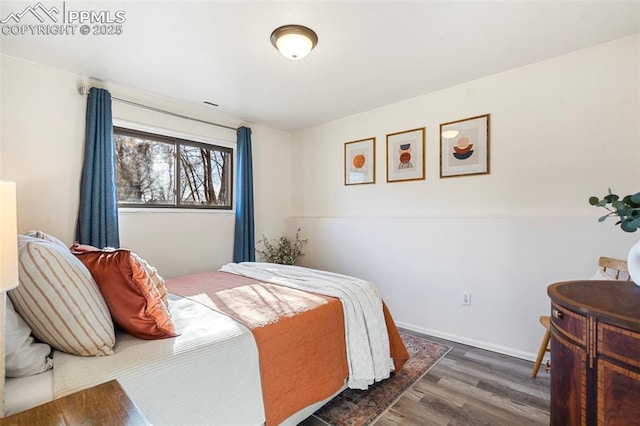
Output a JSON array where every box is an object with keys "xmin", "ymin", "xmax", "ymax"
[
  {"xmin": 344, "ymin": 137, "xmax": 376, "ymax": 185},
  {"xmin": 439, "ymin": 114, "xmax": 490, "ymax": 178},
  {"xmin": 386, "ymin": 127, "xmax": 425, "ymax": 183}
]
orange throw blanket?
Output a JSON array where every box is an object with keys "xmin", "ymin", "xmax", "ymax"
[{"xmin": 167, "ymin": 271, "xmax": 408, "ymax": 426}]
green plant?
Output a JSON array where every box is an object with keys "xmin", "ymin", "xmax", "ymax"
[
  {"xmin": 589, "ymin": 189, "xmax": 640, "ymax": 232},
  {"xmin": 256, "ymin": 228, "xmax": 308, "ymax": 265}
]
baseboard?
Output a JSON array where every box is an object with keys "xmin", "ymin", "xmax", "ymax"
[{"xmin": 395, "ymin": 321, "xmax": 548, "ymax": 363}]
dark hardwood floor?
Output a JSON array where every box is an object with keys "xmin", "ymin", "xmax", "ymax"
[{"xmin": 303, "ymin": 329, "xmax": 550, "ymax": 425}]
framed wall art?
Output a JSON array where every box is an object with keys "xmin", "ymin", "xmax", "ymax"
[
  {"xmin": 386, "ymin": 127, "xmax": 425, "ymax": 183},
  {"xmin": 344, "ymin": 137, "xmax": 376, "ymax": 185},
  {"xmin": 440, "ymin": 114, "xmax": 490, "ymax": 178}
]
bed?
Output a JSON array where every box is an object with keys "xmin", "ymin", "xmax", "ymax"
[{"xmin": 3, "ymin": 233, "xmax": 408, "ymax": 425}]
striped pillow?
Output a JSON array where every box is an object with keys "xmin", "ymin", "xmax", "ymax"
[{"xmin": 9, "ymin": 236, "xmax": 115, "ymax": 356}]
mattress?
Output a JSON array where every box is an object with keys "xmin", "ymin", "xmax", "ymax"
[
  {"xmin": 4, "ymin": 368, "xmax": 344, "ymax": 424},
  {"xmin": 2, "ymin": 293, "xmax": 345, "ymax": 424},
  {"xmin": 5, "ymin": 279, "xmax": 407, "ymax": 424}
]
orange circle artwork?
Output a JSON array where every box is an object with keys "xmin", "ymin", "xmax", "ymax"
[
  {"xmin": 399, "ymin": 152, "xmax": 411, "ymax": 163},
  {"xmin": 353, "ymin": 154, "xmax": 366, "ymax": 169}
]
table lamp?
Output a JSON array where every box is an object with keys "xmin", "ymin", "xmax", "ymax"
[{"xmin": 0, "ymin": 181, "xmax": 19, "ymax": 417}]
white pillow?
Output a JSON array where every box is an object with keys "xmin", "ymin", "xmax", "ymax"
[{"xmin": 5, "ymin": 297, "xmax": 53, "ymax": 377}]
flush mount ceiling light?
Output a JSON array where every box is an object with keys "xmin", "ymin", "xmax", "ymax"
[{"xmin": 270, "ymin": 24, "xmax": 318, "ymax": 60}]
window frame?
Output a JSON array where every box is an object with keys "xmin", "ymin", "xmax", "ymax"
[{"xmin": 113, "ymin": 126, "xmax": 234, "ymax": 211}]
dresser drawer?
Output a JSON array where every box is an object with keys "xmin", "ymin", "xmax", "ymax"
[
  {"xmin": 551, "ymin": 302, "xmax": 587, "ymax": 345},
  {"xmin": 598, "ymin": 322, "xmax": 640, "ymax": 370}
]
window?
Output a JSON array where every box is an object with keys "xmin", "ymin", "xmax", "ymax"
[{"xmin": 113, "ymin": 127, "xmax": 233, "ymax": 209}]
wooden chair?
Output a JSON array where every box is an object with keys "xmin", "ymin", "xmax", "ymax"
[{"xmin": 531, "ymin": 256, "xmax": 630, "ymax": 378}]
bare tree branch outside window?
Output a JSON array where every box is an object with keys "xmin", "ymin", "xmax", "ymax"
[{"xmin": 114, "ymin": 127, "xmax": 232, "ymax": 209}]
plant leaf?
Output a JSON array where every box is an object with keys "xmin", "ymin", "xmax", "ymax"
[
  {"xmin": 589, "ymin": 190, "xmax": 640, "ymax": 232},
  {"xmin": 621, "ymin": 220, "xmax": 638, "ymax": 233},
  {"xmin": 613, "ymin": 201, "xmax": 629, "ymax": 216},
  {"xmin": 629, "ymin": 216, "xmax": 640, "ymax": 231}
]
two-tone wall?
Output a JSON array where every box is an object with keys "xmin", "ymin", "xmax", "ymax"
[
  {"xmin": 288, "ymin": 35, "xmax": 640, "ymax": 360},
  {"xmin": 2, "ymin": 35, "xmax": 638, "ymax": 361}
]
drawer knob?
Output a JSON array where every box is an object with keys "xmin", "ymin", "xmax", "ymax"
[{"xmin": 552, "ymin": 309, "xmax": 564, "ymax": 319}]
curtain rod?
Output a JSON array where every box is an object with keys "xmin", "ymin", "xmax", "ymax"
[{"xmin": 78, "ymin": 86, "xmax": 238, "ymax": 132}]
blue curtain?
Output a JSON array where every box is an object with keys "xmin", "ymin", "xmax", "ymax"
[
  {"xmin": 233, "ymin": 126, "xmax": 255, "ymax": 262},
  {"xmin": 76, "ymin": 87, "xmax": 120, "ymax": 248}
]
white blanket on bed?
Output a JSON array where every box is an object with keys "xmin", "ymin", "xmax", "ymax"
[
  {"xmin": 53, "ymin": 296, "xmax": 265, "ymax": 425},
  {"xmin": 220, "ymin": 262, "xmax": 394, "ymax": 389}
]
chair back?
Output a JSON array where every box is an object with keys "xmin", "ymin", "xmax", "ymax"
[{"xmin": 598, "ymin": 256, "xmax": 630, "ymax": 280}]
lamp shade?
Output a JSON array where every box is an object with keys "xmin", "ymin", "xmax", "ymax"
[
  {"xmin": 0, "ymin": 181, "xmax": 18, "ymax": 291},
  {"xmin": 271, "ymin": 25, "xmax": 318, "ymax": 60}
]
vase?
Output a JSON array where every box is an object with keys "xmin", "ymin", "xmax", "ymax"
[{"xmin": 627, "ymin": 239, "xmax": 640, "ymax": 285}]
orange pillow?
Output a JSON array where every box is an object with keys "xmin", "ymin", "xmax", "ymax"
[
  {"xmin": 73, "ymin": 248, "xmax": 178, "ymax": 340},
  {"xmin": 72, "ymin": 243, "xmax": 170, "ymax": 310}
]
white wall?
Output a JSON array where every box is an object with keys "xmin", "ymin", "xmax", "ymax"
[
  {"xmin": 0, "ymin": 54, "xmax": 292, "ymax": 278},
  {"xmin": 289, "ymin": 36, "xmax": 640, "ymax": 360}
]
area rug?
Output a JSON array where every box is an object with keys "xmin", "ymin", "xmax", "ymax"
[{"xmin": 312, "ymin": 332, "xmax": 452, "ymax": 426}]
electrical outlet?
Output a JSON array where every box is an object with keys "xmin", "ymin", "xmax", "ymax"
[{"xmin": 461, "ymin": 291, "xmax": 471, "ymax": 306}]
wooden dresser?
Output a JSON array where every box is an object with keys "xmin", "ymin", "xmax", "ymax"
[{"xmin": 547, "ymin": 280, "xmax": 640, "ymax": 425}]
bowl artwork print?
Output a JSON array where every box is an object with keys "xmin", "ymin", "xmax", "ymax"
[
  {"xmin": 397, "ymin": 143, "xmax": 413, "ymax": 169},
  {"xmin": 452, "ymin": 137, "xmax": 474, "ymax": 160}
]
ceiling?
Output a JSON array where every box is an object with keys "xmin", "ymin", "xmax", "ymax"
[{"xmin": 1, "ymin": 1, "xmax": 639, "ymax": 132}]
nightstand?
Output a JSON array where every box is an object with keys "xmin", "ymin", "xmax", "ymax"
[{"xmin": 1, "ymin": 379, "xmax": 150, "ymax": 425}]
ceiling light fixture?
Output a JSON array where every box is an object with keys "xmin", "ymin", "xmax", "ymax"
[{"xmin": 270, "ymin": 24, "xmax": 318, "ymax": 60}]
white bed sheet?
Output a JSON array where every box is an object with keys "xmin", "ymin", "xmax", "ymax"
[{"xmin": 4, "ymin": 370, "xmax": 53, "ymax": 416}]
